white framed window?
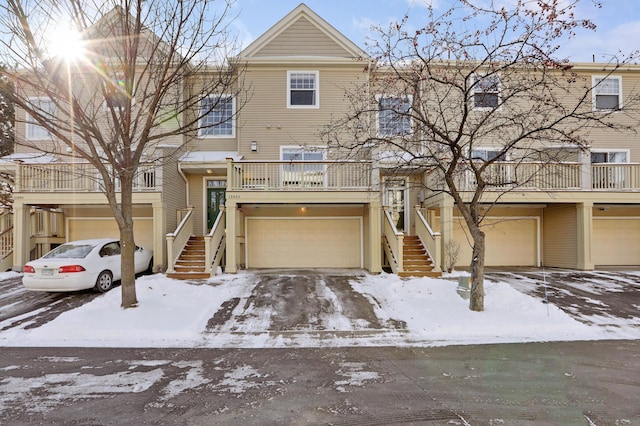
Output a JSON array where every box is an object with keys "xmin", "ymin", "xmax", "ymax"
[
  {"xmin": 376, "ymin": 95, "xmax": 412, "ymax": 137},
  {"xmin": 590, "ymin": 149, "xmax": 628, "ymax": 164},
  {"xmin": 471, "ymin": 148, "xmax": 508, "ymax": 162},
  {"xmin": 287, "ymin": 71, "xmax": 319, "ymax": 108},
  {"xmin": 198, "ymin": 95, "xmax": 235, "ymax": 137},
  {"xmin": 102, "ymin": 74, "xmax": 134, "ymax": 109},
  {"xmin": 472, "ymin": 74, "xmax": 501, "ymax": 110},
  {"xmin": 26, "ymin": 97, "xmax": 55, "ymax": 140},
  {"xmin": 592, "ymin": 76, "xmax": 622, "ymax": 111},
  {"xmin": 280, "ymin": 146, "xmax": 325, "ymax": 187}
]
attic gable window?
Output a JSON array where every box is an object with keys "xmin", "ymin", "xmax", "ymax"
[
  {"xmin": 593, "ymin": 76, "xmax": 622, "ymax": 111},
  {"xmin": 103, "ymin": 74, "xmax": 133, "ymax": 109},
  {"xmin": 288, "ymin": 71, "xmax": 319, "ymax": 108},
  {"xmin": 199, "ymin": 95, "xmax": 235, "ymax": 137}
]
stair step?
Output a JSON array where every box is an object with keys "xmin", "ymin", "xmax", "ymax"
[
  {"xmin": 167, "ymin": 271, "xmax": 210, "ymax": 280},
  {"xmin": 174, "ymin": 266, "xmax": 206, "ymax": 273},
  {"xmin": 398, "ymin": 271, "xmax": 442, "ymax": 278}
]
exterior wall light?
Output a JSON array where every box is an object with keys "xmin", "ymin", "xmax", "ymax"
[{"xmin": 250, "ymin": 141, "xmax": 258, "ymax": 152}]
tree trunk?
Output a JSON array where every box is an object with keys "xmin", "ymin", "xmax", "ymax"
[
  {"xmin": 118, "ymin": 175, "xmax": 138, "ymax": 309},
  {"xmin": 468, "ymin": 225, "xmax": 486, "ymax": 312}
]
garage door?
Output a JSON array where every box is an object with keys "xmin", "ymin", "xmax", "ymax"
[
  {"xmin": 454, "ymin": 217, "xmax": 539, "ymax": 267},
  {"xmin": 68, "ymin": 218, "xmax": 154, "ymax": 251},
  {"xmin": 593, "ymin": 218, "xmax": 640, "ymax": 265},
  {"xmin": 246, "ymin": 218, "xmax": 362, "ymax": 268}
]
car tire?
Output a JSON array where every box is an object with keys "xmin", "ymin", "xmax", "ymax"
[
  {"xmin": 145, "ymin": 258, "xmax": 154, "ymax": 275},
  {"xmin": 94, "ymin": 270, "xmax": 113, "ymax": 293}
]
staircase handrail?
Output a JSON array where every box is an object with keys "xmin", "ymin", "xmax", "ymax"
[
  {"xmin": 204, "ymin": 207, "xmax": 226, "ymax": 277},
  {"xmin": 166, "ymin": 208, "xmax": 194, "ymax": 273},
  {"xmin": 414, "ymin": 207, "xmax": 441, "ymax": 273},
  {"xmin": 383, "ymin": 209, "xmax": 403, "ymax": 273}
]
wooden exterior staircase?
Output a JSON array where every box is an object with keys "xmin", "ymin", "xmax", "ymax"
[
  {"xmin": 166, "ymin": 236, "xmax": 210, "ymax": 280},
  {"xmin": 399, "ymin": 235, "xmax": 441, "ymax": 278}
]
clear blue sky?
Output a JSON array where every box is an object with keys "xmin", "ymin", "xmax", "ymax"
[{"xmin": 229, "ymin": 0, "xmax": 640, "ymax": 62}]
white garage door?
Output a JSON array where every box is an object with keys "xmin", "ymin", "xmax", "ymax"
[
  {"xmin": 246, "ymin": 218, "xmax": 362, "ymax": 268},
  {"xmin": 68, "ymin": 218, "xmax": 154, "ymax": 251},
  {"xmin": 593, "ymin": 218, "xmax": 640, "ymax": 265},
  {"xmin": 454, "ymin": 217, "xmax": 539, "ymax": 267}
]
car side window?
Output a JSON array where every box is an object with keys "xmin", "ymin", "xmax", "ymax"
[{"xmin": 99, "ymin": 242, "xmax": 121, "ymax": 257}]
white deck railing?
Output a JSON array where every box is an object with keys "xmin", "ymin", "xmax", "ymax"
[
  {"xmin": 414, "ymin": 208, "xmax": 441, "ymax": 273},
  {"xmin": 204, "ymin": 208, "xmax": 226, "ymax": 277},
  {"xmin": 383, "ymin": 210, "xmax": 404, "ymax": 274},
  {"xmin": 227, "ymin": 160, "xmax": 375, "ymax": 191},
  {"xmin": 429, "ymin": 162, "xmax": 640, "ymax": 192},
  {"xmin": 165, "ymin": 208, "xmax": 193, "ymax": 274},
  {"xmin": 16, "ymin": 162, "xmax": 161, "ymax": 192}
]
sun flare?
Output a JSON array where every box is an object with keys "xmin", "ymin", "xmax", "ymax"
[{"xmin": 47, "ymin": 27, "xmax": 86, "ymax": 61}]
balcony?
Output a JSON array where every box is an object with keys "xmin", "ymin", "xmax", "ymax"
[
  {"xmin": 15, "ymin": 162, "xmax": 161, "ymax": 192},
  {"xmin": 430, "ymin": 162, "xmax": 640, "ymax": 192},
  {"xmin": 227, "ymin": 160, "xmax": 376, "ymax": 191}
]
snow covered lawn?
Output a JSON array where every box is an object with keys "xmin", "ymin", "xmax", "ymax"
[{"xmin": 1, "ymin": 271, "xmax": 638, "ymax": 348}]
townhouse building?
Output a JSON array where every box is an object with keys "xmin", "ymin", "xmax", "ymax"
[{"xmin": 1, "ymin": 3, "xmax": 639, "ymax": 278}]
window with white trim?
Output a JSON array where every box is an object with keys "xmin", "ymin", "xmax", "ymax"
[
  {"xmin": 287, "ymin": 71, "xmax": 319, "ymax": 108},
  {"xmin": 199, "ymin": 95, "xmax": 235, "ymax": 137},
  {"xmin": 471, "ymin": 148, "xmax": 507, "ymax": 162},
  {"xmin": 472, "ymin": 74, "xmax": 501, "ymax": 110},
  {"xmin": 281, "ymin": 146, "xmax": 325, "ymax": 186},
  {"xmin": 593, "ymin": 76, "xmax": 622, "ymax": 111},
  {"xmin": 377, "ymin": 95, "xmax": 412, "ymax": 136},
  {"xmin": 590, "ymin": 150, "xmax": 627, "ymax": 164},
  {"xmin": 26, "ymin": 97, "xmax": 55, "ymax": 140},
  {"xmin": 103, "ymin": 74, "xmax": 133, "ymax": 109}
]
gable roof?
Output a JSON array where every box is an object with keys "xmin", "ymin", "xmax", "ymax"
[{"xmin": 239, "ymin": 3, "xmax": 369, "ymax": 62}]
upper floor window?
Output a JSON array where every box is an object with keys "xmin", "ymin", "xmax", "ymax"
[
  {"xmin": 199, "ymin": 95, "xmax": 235, "ymax": 137},
  {"xmin": 377, "ymin": 95, "xmax": 412, "ymax": 136},
  {"xmin": 472, "ymin": 74, "xmax": 501, "ymax": 110},
  {"xmin": 471, "ymin": 148, "xmax": 508, "ymax": 162},
  {"xmin": 287, "ymin": 71, "xmax": 319, "ymax": 108},
  {"xmin": 103, "ymin": 74, "xmax": 133, "ymax": 109},
  {"xmin": 593, "ymin": 76, "xmax": 622, "ymax": 111},
  {"xmin": 26, "ymin": 97, "xmax": 55, "ymax": 140},
  {"xmin": 591, "ymin": 150, "xmax": 627, "ymax": 164}
]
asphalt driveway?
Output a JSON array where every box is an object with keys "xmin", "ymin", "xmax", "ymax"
[{"xmin": 484, "ymin": 268, "xmax": 640, "ymax": 326}]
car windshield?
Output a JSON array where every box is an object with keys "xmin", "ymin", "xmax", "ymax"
[{"xmin": 42, "ymin": 243, "xmax": 96, "ymax": 259}]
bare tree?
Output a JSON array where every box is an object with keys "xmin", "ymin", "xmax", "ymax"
[
  {"xmin": 0, "ymin": 63, "xmax": 14, "ymax": 208},
  {"xmin": 0, "ymin": 0, "xmax": 243, "ymax": 308},
  {"xmin": 324, "ymin": 0, "xmax": 639, "ymax": 311}
]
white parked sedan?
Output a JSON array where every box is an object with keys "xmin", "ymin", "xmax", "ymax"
[{"xmin": 23, "ymin": 238, "xmax": 154, "ymax": 293}]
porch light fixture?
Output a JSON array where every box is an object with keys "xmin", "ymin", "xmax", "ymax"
[{"xmin": 250, "ymin": 141, "xmax": 258, "ymax": 152}]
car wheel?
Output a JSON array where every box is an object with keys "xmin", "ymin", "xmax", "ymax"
[
  {"xmin": 145, "ymin": 258, "xmax": 154, "ymax": 275},
  {"xmin": 94, "ymin": 270, "xmax": 113, "ymax": 293}
]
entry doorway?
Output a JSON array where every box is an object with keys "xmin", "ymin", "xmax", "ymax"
[
  {"xmin": 384, "ymin": 178, "xmax": 407, "ymax": 232},
  {"xmin": 207, "ymin": 180, "xmax": 226, "ymax": 231}
]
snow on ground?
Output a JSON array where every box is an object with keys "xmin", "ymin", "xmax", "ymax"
[{"xmin": 0, "ymin": 271, "xmax": 638, "ymax": 348}]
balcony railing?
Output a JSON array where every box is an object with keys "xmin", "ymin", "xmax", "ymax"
[
  {"xmin": 228, "ymin": 160, "xmax": 375, "ymax": 191},
  {"xmin": 16, "ymin": 162, "xmax": 161, "ymax": 192},
  {"xmin": 429, "ymin": 162, "xmax": 640, "ymax": 192}
]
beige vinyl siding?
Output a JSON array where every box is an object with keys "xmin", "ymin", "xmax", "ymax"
[
  {"xmin": 237, "ymin": 65, "xmax": 367, "ymax": 160},
  {"xmin": 542, "ymin": 204, "xmax": 578, "ymax": 268},
  {"xmin": 187, "ymin": 174, "xmax": 206, "ymax": 234},
  {"xmin": 254, "ymin": 17, "xmax": 352, "ymax": 58},
  {"xmin": 160, "ymin": 148, "xmax": 187, "ymax": 235}
]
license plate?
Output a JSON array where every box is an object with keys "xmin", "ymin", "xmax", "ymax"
[{"xmin": 41, "ymin": 268, "xmax": 55, "ymax": 276}]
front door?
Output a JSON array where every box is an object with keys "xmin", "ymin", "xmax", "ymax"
[
  {"xmin": 384, "ymin": 179, "xmax": 406, "ymax": 232},
  {"xmin": 207, "ymin": 181, "xmax": 226, "ymax": 230}
]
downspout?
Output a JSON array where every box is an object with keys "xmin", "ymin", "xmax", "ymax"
[{"xmin": 177, "ymin": 163, "xmax": 189, "ymax": 207}]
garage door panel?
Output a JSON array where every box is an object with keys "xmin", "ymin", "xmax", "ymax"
[
  {"xmin": 454, "ymin": 218, "xmax": 538, "ymax": 267},
  {"xmin": 247, "ymin": 218, "xmax": 361, "ymax": 268},
  {"xmin": 593, "ymin": 218, "xmax": 640, "ymax": 265},
  {"xmin": 68, "ymin": 218, "xmax": 153, "ymax": 250}
]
